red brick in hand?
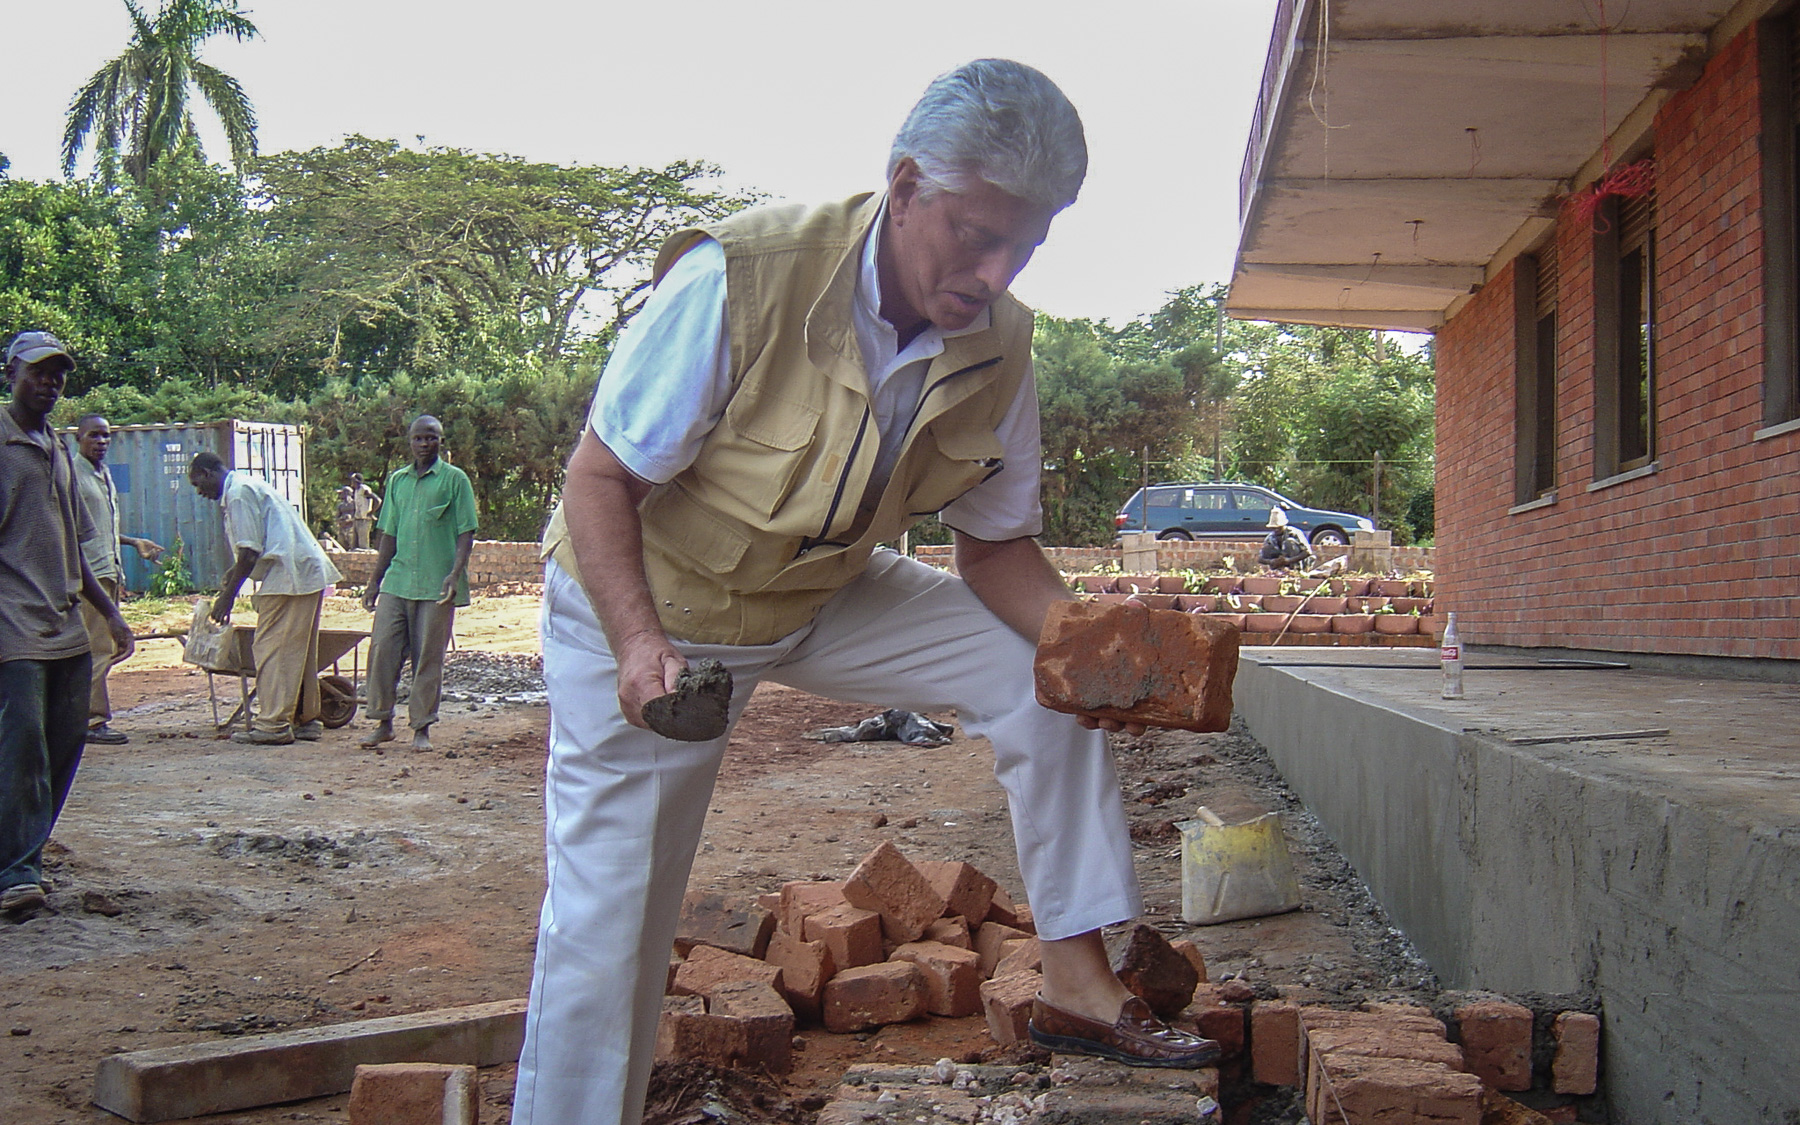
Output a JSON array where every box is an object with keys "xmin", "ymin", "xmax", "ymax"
[{"xmin": 1034, "ymin": 601, "xmax": 1238, "ymax": 732}]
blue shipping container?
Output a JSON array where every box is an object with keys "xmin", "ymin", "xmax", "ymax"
[{"xmin": 60, "ymin": 420, "xmax": 308, "ymax": 593}]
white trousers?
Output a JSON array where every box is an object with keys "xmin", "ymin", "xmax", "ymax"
[{"xmin": 513, "ymin": 552, "xmax": 1141, "ymax": 1125}]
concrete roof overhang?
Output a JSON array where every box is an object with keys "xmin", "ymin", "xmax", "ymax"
[{"xmin": 1229, "ymin": 0, "xmax": 1759, "ymax": 332}]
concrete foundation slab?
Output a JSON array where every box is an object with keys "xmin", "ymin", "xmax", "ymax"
[
  {"xmin": 92, "ymin": 998, "xmax": 525, "ymax": 1123},
  {"xmin": 1234, "ymin": 648, "xmax": 1800, "ymax": 1125}
]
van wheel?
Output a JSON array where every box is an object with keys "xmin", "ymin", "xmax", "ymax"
[
  {"xmin": 1157, "ymin": 529, "xmax": 1193, "ymax": 541},
  {"xmin": 1310, "ymin": 527, "xmax": 1348, "ymax": 548}
]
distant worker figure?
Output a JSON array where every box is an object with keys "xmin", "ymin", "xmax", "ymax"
[
  {"xmin": 71, "ymin": 414, "xmax": 165, "ymax": 745},
  {"xmin": 1259, "ymin": 508, "xmax": 1314, "ymax": 570},
  {"xmin": 345, "ymin": 472, "xmax": 381, "ymax": 549},
  {"xmin": 359, "ymin": 416, "xmax": 478, "ymax": 754},
  {"xmin": 333, "ymin": 484, "xmax": 356, "ymax": 549},
  {"xmin": 187, "ymin": 452, "xmax": 342, "ymax": 745},
  {"xmin": 2, "ymin": 332, "xmax": 134, "ymax": 917}
]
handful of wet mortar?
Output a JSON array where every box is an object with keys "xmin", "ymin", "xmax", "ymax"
[{"xmin": 641, "ymin": 658, "xmax": 734, "ymax": 741}]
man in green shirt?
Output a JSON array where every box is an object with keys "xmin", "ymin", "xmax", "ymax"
[{"xmin": 360, "ymin": 416, "xmax": 478, "ymax": 752}]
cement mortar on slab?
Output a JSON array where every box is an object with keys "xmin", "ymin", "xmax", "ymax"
[{"xmin": 1234, "ymin": 646, "xmax": 1800, "ymax": 1125}]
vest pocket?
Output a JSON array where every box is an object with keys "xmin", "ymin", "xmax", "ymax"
[
  {"xmin": 698, "ymin": 390, "xmax": 822, "ymax": 520},
  {"xmin": 641, "ymin": 486, "xmax": 753, "ymax": 575},
  {"xmin": 901, "ymin": 426, "xmax": 1005, "ymax": 515}
]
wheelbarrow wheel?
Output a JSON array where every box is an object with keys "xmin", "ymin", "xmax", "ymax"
[{"xmin": 319, "ymin": 674, "xmax": 358, "ymax": 729}]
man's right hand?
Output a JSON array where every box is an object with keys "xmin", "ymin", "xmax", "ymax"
[
  {"xmin": 208, "ymin": 593, "xmax": 234, "ymax": 625},
  {"xmin": 361, "ymin": 586, "xmax": 379, "ymax": 612},
  {"xmin": 615, "ymin": 632, "xmax": 688, "ymax": 731}
]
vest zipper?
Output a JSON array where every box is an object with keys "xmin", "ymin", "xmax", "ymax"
[
  {"xmin": 795, "ymin": 405, "xmax": 872, "ymax": 557},
  {"xmin": 903, "ymin": 356, "xmax": 1003, "ymax": 437}
]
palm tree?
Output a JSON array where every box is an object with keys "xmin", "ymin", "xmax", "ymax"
[{"xmin": 62, "ymin": 0, "xmax": 260, "ymax": 185}]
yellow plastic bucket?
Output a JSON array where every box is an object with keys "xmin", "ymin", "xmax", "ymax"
[{"xmin": 1178, "ymin": 807, "xmax": 1303, "ymax": 925}]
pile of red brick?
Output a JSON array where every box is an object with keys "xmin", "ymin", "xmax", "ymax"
[
  {"xmin": 1248, "ymin": 998, "xmax": 1600, "ymax": 1124},
  {"xmin": 658, "ymin": 840, "xmax": 1223, "ymax": 1075}
]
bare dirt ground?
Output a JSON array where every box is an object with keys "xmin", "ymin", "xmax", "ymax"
[{"xmin": 1, "ymin": 591, "xmax": 1432, "ymax": 1125}]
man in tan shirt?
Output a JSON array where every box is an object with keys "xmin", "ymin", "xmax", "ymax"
[{"xmin": 72, "ymin": 415, "xmax": 164, "ymax": 744}]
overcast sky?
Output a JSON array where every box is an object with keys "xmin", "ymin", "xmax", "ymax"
[{"xmin": 3, "ymin": 0, "xmax": 1280, "ymax": 326}]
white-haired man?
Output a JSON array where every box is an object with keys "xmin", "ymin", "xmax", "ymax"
[{"xmin": 516, "ymin": 59, "xmax": 1217, "ymax": 1125}]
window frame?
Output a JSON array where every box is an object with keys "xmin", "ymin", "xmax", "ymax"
[
  {"xmin": 1592, "ymin": 191, "xmax": 1657, "ymax": 480},
  {"xmin": 1513, "ymin": 250, "xmax": 1559, "ymax": 504}
]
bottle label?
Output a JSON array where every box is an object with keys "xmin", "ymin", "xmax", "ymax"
[{"xmin": 1440, "ymin": 645, "xmax": 1460, "ymax": 661}]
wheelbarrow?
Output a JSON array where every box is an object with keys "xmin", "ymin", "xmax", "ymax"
[{"xmin": 190, "ymin": 625, "xmax": 369, "ymax": 734}]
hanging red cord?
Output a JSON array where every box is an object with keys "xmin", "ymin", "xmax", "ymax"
[{"xmin": 1561, "ymin": 0, "xmax": 1656, "ymax": 228}]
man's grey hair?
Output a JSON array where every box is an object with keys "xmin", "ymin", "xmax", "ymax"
[{"xmin": 888, "ymin": 59, "xmax": 1087, "ymax": 212}]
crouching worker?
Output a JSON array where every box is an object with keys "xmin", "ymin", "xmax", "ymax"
[{"xmin": 513, "ymin": 59, "xmax": 1219, "ymax": 1125}]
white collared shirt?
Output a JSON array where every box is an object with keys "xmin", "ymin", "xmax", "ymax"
[
  {"xmin": 586, "ymin": 203, "xmax": 1044, "ymax": 541},
  {"xmin": 220, "ymin": 471, "xmax": 342, "ymax": 596}
]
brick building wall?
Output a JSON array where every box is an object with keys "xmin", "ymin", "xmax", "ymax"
[
  {"xmin": 327, "ymin": 540, "xmax": 545, "ymax": 590},
  {"xmin": 1436, "ymin": 21, "xmax": 1800, "ymax": 662}
]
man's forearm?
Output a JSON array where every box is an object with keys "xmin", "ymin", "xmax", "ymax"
[
  {"xmin": 954, "ymin": 532, "xmax": 1073, "ymax": 641},
  {"xmin": 447, "ymin": 531, "xmax": 474, "ymax": 587},
  {"xmin": 564, "ymin": 431, "xmax": 663, "ymax": 651},
  {"xmin": 366, "ymin": 533, "xmax": 397, "ymax": 591}
]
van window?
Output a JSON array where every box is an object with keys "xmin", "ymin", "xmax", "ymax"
[
  {"xmin": 1189, "ymin": 489, "xmax": 1228, "ymax": 511},
  {"xmin": 1230, "ymin": 489, "xmax": 1273, "ymax": 510}
]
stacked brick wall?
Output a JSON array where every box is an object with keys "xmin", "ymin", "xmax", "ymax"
[
  {"xmin": 1437, "ymin": 21, "xmax": 1800, "ymax": 661},
  {"xmin": 912, "ymin": 542, "xmax": 1434, "ymax": 575},
  {"xmin": 326, "ymin": 540, "xmax": 544, "ymax": 591}
]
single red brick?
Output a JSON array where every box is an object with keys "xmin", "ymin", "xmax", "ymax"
[
  {"xmin": 917, "ymin": 860, "xmax": 997, "ymax": 926},
  {"xmin": 803, "ymin": 902, "xmax": 883, "ymax": 970},
  {"xmin": 924, "ymin": 915, "xmax": 972, "ymax": 950},
  {"xmin": 763, "ymin": 928, "xmax": 836, "ymax": 1022},
  {"xmin": 1251, "ymin": 1000, "xmax": 1300, "ymax": 1086},
  {"xmin": 1183, "ymin": 987, "xmax": 1244, "ymax": 1060},
  {"xmin": 778, "ymin": 880, "xmax": 846, "ymax": 937},
  {"xmin": 675, "ymin": 890, "xmax": 775, "ymax": 959},
  {"xmin": 890, "ymin": 940, "xmax": 984, "ymax": 1017},
  {"xmin": 974, "ymin": 922, "xmax": 1032, "ymax": 977},
  {"xmin": 1456, "ymin": 1000, "xmax": 1533, "ymax": 1091},
  {"xmin": 347, "ymin": 1062, "xmax": 477, "ymax": 1125},
  {"xmin": 842, "ymin": 841, "xmax": 946, "ymax": 944},
  {"xmin": 1551, "ymin": 1011, "xmax": 1600, "ymax": 1095},
  {"xmin": 1034, "ymin": 601, "xmax": 1238, "ymax": 732},
  {"xmin": 979, "ymin": 970, "xmax": 1043, "ymax": 1046},
  {"xmin": 1307, "ymin": 1026, "xmax": 1464, "ymax": 1070},
  {"xmin": 755, "ymin": 892, "xmax": 781, "ymax": 914},
  {"xmin": 1170, "ymin": 939, "xmax": 1208, "ymax": 982},
  {"xmin": 1108, "ymin": 923, "xmax": 1198, "ymax": 1018},
  {"xmin": 985, "ymin": 885, "xmax": 1026, "ymax": 928},
  {"xmin": 994, "ymin": 937, "xmax": 1041, "ymax": 978},
  {"xmin": 672, "ymin": 944, "xmax": 782, "ymax": 999},
  {"xmin": 655, "ymin": 984, "xmax": 795, "ymax": 1075},
  {"xmin": 822, "ymin": 961, "xmax": 928, "ymax": 1032},
  {"xmin": 1010, "ymin": 904, "xmax": 1036, "ymax": 934},
  {"xmin": 1311, "ymin": 1055, "xmax": 1481, "ymax": 1125}
]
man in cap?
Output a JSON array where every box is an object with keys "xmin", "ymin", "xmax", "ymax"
[
  {"xmin": 515, "ymin": 59, "xmax": 1218, "ymax": 1125},
  {"xmin": 187, "ymin": 451, "xmax": 342, "ymax": 745},
  {"xmin": 2, "ymin": 332, "xmax": 135, "ymax": 916},
  {"xmin": 71, "ymin": 414, "xmax": 166, "ymax": 744},
  {"xmin": 359, "ymin": 415, "xmax": 478, "ymax": 753}
]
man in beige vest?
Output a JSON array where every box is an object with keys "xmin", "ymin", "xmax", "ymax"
[
  {"xmin": 516, "ymin": 61, "xmax": 1217, "ymax": 1125},
  {"xmin": 71, "ymin": 415, "xmax": 164, "ymax": 745}
]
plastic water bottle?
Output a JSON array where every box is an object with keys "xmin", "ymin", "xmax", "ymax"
[{"xmin": 1440, "ymin": 611, "xmax": 1464, "ymax": 699}]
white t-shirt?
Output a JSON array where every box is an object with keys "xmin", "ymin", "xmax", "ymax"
[{"xmin": 586, "ymin": 208, "xmax": 1044, "ymax": 541}]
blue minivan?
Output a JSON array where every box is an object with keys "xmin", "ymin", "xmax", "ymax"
[{"xmin": 1114, "ymin": 483, "xmax": 1374, "ymax": 547}]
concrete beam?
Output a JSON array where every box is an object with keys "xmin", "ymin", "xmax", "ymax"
[{"xmin": 92, "ymin": 998, "xmax": 525, "ymax": 1123}]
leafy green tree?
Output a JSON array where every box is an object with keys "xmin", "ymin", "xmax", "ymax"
[
  {"xmin": 245, "ymin": 139, "xmax": 757, "ymax": 388},
  {"xmin": 62, "ymin": 0, "xmax": 260, "ymax": 186}
]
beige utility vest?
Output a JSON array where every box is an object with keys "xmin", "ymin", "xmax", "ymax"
[{"xmin": 543, "ymin": 193, "xmax": 1034, "ymax": 646}]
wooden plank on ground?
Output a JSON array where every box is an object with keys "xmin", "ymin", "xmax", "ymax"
[{"xmin": 92, "ymin": 998, "xmax": 526, "ymax": 1123}]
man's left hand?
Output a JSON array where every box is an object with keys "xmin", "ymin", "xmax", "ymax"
[
  {"xmin": 133, "ymin": 538, "xmax": 166, "ymax": 561},
  {"xmin": 208, "ymin": 593, "xmax": 234, "ymax": 625},
  {"xmin": 107, "ymin": 612, "xmax": 137, "ymax": 662},
  {"xmin": 436, "ymin": 576, "xmax": 459, "ymax": 606}
]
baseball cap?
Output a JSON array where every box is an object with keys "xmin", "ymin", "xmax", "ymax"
[{"xmin": 5, "ymin": 331, "xmax": 74, "ymax": 368}]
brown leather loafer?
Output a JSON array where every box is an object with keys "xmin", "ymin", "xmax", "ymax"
[{"xmin": 1028, "ymin": 994, "xmax": 1221, "ymax": 1068}]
